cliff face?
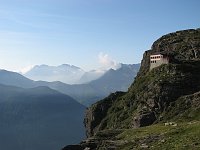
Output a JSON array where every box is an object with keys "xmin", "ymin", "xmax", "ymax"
[
  {"xmin": 84, "ymin": 92, "xmax": 125, "ymax": 137},
  {"xmin": 84, "ymin": 28, "xmax": 200, "ymax": 137},
  {"xmin": 138, "ymin": 29, "xmax": 200, "ymax": 77},
  {"xmin": 62, "ymin": 28, "xmax": 200, "ymax": 150}
]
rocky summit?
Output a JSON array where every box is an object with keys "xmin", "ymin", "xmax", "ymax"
[{"xmin": 62, "ymin": 28, "xmax": 200, "ymax": 150}]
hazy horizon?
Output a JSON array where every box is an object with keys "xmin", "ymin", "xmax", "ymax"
[{"xmin": 0, "ymin": 0, "xmax": 200, "ymax": 72}]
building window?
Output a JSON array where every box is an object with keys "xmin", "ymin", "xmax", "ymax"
[{"xmin": 151, "ymin": 60, "xmax": 157, "ymax": 63}]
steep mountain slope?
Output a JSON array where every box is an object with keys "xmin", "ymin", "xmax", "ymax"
[
  {"xmin": 78, "ymin": 70, "xmax": 105, "ymax": 84},
  {"xmin": 90, "ymin": 64, "xmax": 140, "ymax": 93},
  {"xmin": 24, "ymin": 64, "xmax": 85, "ymax": 84},
  {"xmin": 85, "ymin": 28, "xmax": 200, "ymax": 135},
  {"xmin": 80, "ymin": 64, "xmax": 140, "ymax": 105},
  {"xmin": 78, "ymin": 64, "xmax": 140, "ymax": 85},
  {"xmin": 0, "ymin": 64, "xmax": 140, "ymax": 106},
  {"xmin": 0, "ymin": 69, "xmax": 35, "ymax": 88},
  {"xmin": 0, "ymin": 70, "xmax": 99, "ymax": 105},
  {"xmin": 0, "ymin": 84, "xmax": 86, "ymax": 150},
  {"xmin": 63, "ymin": 28, "xmax": 200, "ymax": 149},
  {"xmin": 63, "ymin": 121, "xmax": 200, "ymax": 150}
]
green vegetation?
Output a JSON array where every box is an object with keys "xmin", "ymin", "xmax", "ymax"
[
  {"xmin": 94, "ymin": 61, "xmax": 200, "ymax": 130},
  {"xmin": 117, "ymin": 121, "xmax": 200, "ymax": 150},
  {"xmin": 163, "ymin": 91, "xmax": 200, "ymax": 122},
  {"xmin": 82, "ymin": 29, "xmax": 200, "ymax": 150},
  {"xmin": 87, "ymin": 121, "xmax": 200, "ymax": 150}
]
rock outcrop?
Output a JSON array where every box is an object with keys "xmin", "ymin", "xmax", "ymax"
[
  {"xmin": 84, "ymin": 92, "xmax": 125, "ymax": 137},
  {"xmin": 84, "ymin": 28, "xmax": 200, "ymax": 137},
  {"xmin": 62, "ymin": 28, "xmax": 200, "ymax": 150}
]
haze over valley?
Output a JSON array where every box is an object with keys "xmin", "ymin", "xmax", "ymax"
[
  {"xmin": 0, "ymin": 0, "xmax": 199, "ymax": 150},
  {"xmin": 0, "ymin": 63, "xmax": 140, "ymax": 106},
  {"xmin": 0, "ymin": 62, "xmax": 140, "ymax": 149}
]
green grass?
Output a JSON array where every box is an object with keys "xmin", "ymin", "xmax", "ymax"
[
  {"xmin": 94, "ymin": 62, "xmax": 200, "ymax": 131},
  {"xmin": 117, "ymin": 121, "xmax": 200, "ymax": 150}
]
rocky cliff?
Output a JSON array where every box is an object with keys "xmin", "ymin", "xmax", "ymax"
[{"xmin": 62, "ymin": 28, "xmax": 200, "ymax": 150}]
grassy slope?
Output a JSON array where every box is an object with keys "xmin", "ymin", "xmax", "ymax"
[
  {"xmin": 118, "ymin": 121, "xmax": 200, "ymax": 150},
  {"xmin": 96, "ymin": 61, "xmax": 200, "ymax": 130},
  {"xmin": 92, "ymin": 121, "xmax": 200, "ymax": 150},
  {"xmin": 82, "ymin": 29, "xmax": 200, "ymax": 149},
  {"xmin": 86, "ymin": 62, "xmax": 200, "ymax": 149}
]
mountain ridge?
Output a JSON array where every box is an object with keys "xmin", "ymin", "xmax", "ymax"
[
  {"xmin": 0, "ymin": 84, "xmax": 86, "ymax": 150},
  {"xmin": 0, "ymin": 63, "xmax": 140, "ymax": 106},
  {"xmin": 24, "ymin": 64, "xmax": 85, "ymax": 84},
  {"xmin": 62, "ymin": 28, "xmax": 200, "ymax": 149}
]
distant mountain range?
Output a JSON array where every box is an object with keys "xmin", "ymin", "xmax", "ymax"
[
  {"xmin": 69, "ymin": 28, "xmax": 200, "ymax": 150},
  {"xmin": 23, "ymin": 63, "xmax": 139, "ymax": 85},
  {"xmin": 23, "ymin": 64, "xmax": 85, "ymax": 84},
  {"xmin": 0, "ymin": 63, "xmax": 140, "ymax": 150},
  {"xmin": 0, "ymin": 63, "xmax": 140, "ymax": 106},
  {"xmin": 0, "ymin": 84, "xmax": 85, "ymax": 150},
  {"xmin": 78, "ymin": 69, "xmax": 105, "ymax": 84}
]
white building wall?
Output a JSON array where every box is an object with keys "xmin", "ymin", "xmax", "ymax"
[{"xmin": 150, "ymin": 54, "xmax": 169, "ymax": 70}]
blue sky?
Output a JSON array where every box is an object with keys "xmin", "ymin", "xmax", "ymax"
[{"xmin": 0, "ymin": 0, "xmax": 200, "ymax": 72}]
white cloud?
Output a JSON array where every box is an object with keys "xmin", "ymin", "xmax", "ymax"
[
  {"xmin": 98, "ymin": 52, "xmax": 121, "ymax": 70},
  {"xmin": 19, "ymin": 65, "xmax": 35, "ymax": 74}
]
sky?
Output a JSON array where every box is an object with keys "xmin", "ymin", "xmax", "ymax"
[{"xmin": 0, "ymin": 0, "xmax": 200, "ymax": 72}]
